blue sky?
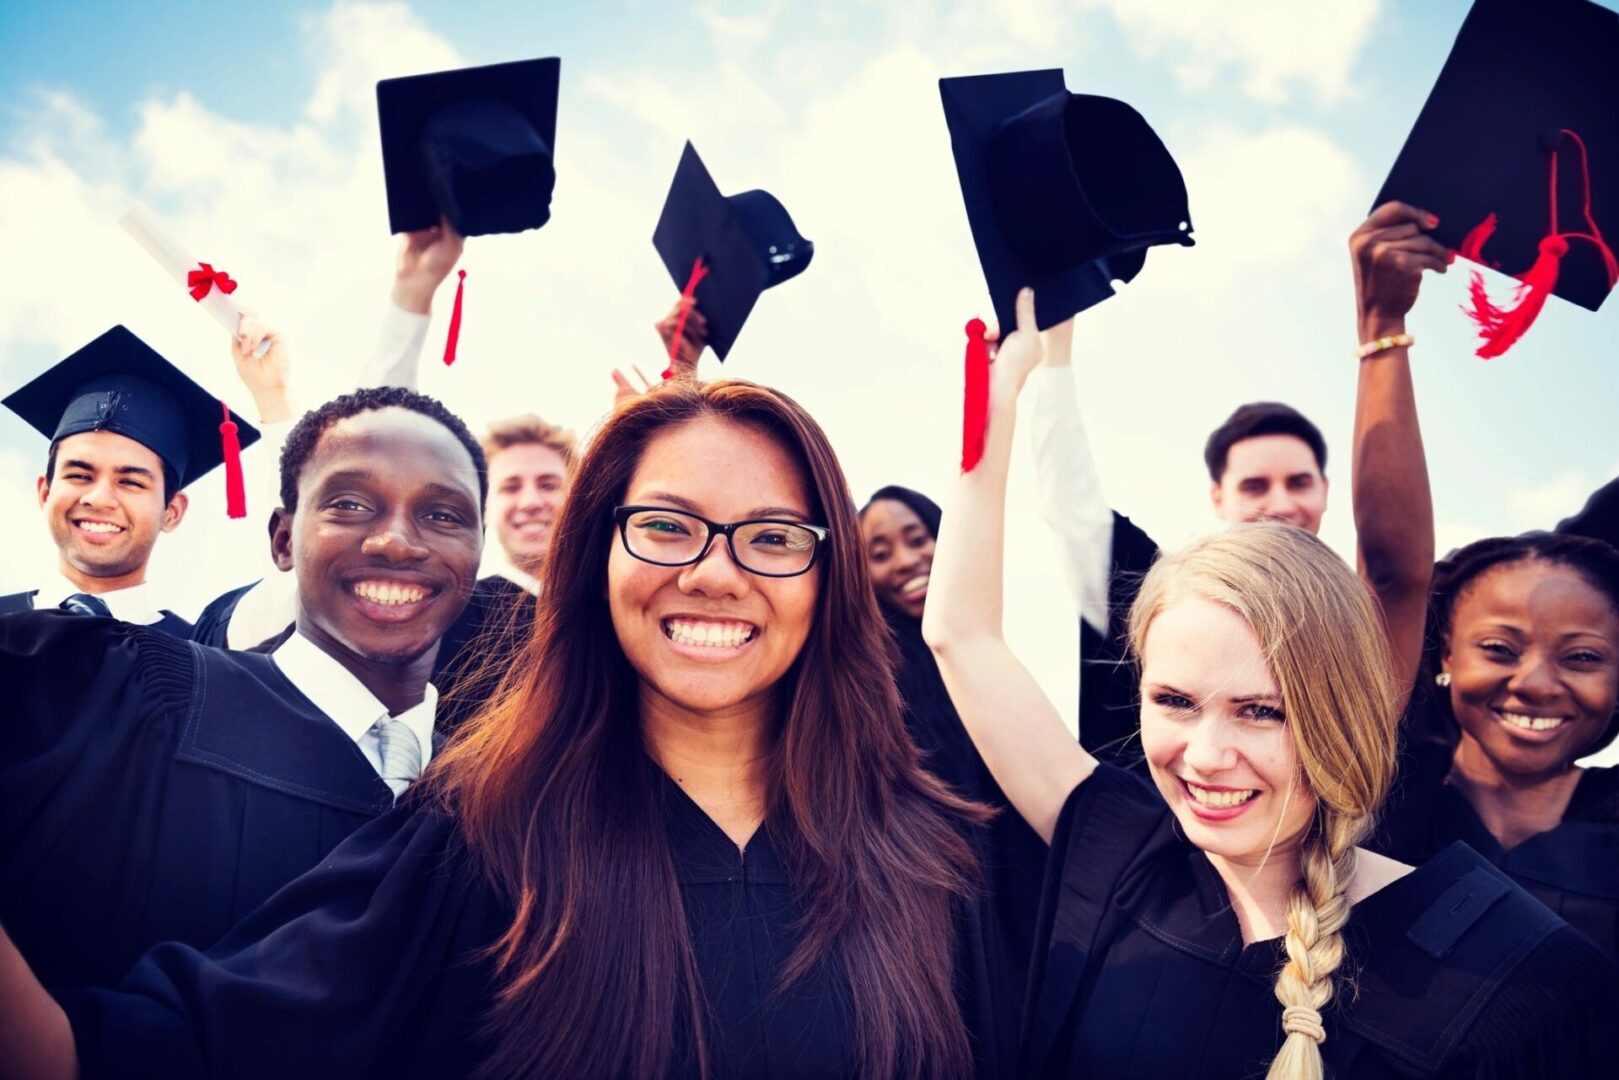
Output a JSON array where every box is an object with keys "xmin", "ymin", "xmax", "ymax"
[{"xmin": 1, "ymin": 0, "xmax": 1615, "ymax": 722}]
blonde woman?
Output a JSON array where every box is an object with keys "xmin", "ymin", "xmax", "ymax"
[{"xmin": 923, "ymin": 289, "xmax": 1616, "ymax": 1077}]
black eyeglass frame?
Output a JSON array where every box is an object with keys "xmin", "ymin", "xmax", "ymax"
[{"xmin": 613, "ymin": 504, "xmax": 831, "ymax": 578}]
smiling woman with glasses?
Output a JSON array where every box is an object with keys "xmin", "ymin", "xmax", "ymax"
[{"xmin": 0, "ymin": 378, "xmax": 1015, "ymax": 1080}]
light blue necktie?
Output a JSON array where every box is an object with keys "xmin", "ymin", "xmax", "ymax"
[{"xmin": 372, "ymin": 718, "xmax": 423, "ymax": 801}]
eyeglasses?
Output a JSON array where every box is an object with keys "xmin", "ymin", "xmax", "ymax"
[{"xmin": 614, "ymin": 505, "xmax": 829, "ymax": 578}]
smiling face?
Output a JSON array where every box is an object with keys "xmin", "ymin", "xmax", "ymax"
[
  {"xmin": 274, "ymin": 407, "xmax": 483, "ymax": 669},
  {"xmin": 36, "ymin": 429, "xmax": 187, "ymax": 590},
  {"xmin": 1211, "ymin": 435, "xmax": 1327, "ymax": 534},
  {"xmin": 861, "ymin": 498, "xmax": 934, "ymax": 619},
  {"xmin": 609, "ymin": 415, "xmax": 821, "ymax": 724},
  {"xmin": 1140, "ymin": 596, "xmax": 1317, "ymax": 865},
  {"xmin": 1443, "ymin": 559, "xmax": 1619, "ymax": 779},
  {"xmin": 488, "ymin": 441, "xmax": 570, "ymax": 574}
]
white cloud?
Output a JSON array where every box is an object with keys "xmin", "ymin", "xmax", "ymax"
[{"xmin": 1088, "ymin": 0, "xmax": 1384, "ymax": 104}]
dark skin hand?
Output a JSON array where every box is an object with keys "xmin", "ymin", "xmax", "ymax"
[
  {"xmin": 615, "ymin": 297, "xmax": 710, "ymax": 403},
  {"xmin": 1350, "ymin": 201, "xmax": 1445, "ymax": 699}
]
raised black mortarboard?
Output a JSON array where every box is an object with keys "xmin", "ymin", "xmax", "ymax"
[
  {"xmin": 652, "ymin": 141, "xmax": 814, "ymax": 362},
  {"xmin": 2, "ymin": 326, "xmax": 260, "ymax": 510},
  {"xmin": 940, "ymin": 69, "xmax": 1194, "ymax": 334},
  {"xmin": 1376, "ymin": 0, "xmax": 1619, "ymax": 355},
  {"xmin": 377, "ymin": 57, "xmax": 560, "ymax": 236}
]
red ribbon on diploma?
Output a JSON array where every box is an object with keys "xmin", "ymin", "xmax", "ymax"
[{"xmin": 188, "ymin": 263, "xmax": 239, "ymax": 302}]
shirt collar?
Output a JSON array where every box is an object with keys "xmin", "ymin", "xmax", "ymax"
[
  {"xmin": 35, "ymin": 573, "xmax": 163, "ymax": 625},
  {"xmin": 493, "ymin": 558, "xmax": 542, "ymax": 596},
  {"xmin": 271, "ymin": 630, "xmax": 439, "ymax": 756}
]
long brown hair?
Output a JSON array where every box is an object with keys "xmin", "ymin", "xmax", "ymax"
[{"xmin": 430, "ymin": 379, "xmax": 985, "ymax": 1078}]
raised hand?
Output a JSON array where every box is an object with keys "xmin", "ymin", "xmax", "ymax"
[
  {"xmin": 1351, "ymin": 201, "xmax": 1449, "ymax": 337},
  {"xmin": 654, "ymin": 296, "xmax": 709, "ymax": 378},
  {"xmin": 611, "ymin": 364, "xmax": 656, "ymax": 406},
  {"xmin": 1039, "ymin": 315, "xmax": 1076, "ymax": 369},
  {"xmin": 231, "ymin": 311, "xmax": 292, "ymax": 423},
  {"xmin": 988, "ymin": 287, "xmax": 1044, "ymax": 403},
  {"xmin": 391, "ymin": 215, "xmax": 466, "ymax": 315}
]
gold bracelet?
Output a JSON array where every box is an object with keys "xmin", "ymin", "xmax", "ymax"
[{"xmin": 1354, "ymin": 333, "xmax": 1414, "ymax": 359}]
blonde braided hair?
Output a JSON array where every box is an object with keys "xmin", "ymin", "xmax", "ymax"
[{"xmin": 1128, "ymin": 525, "xmax": 1399, "ymax": 1080}]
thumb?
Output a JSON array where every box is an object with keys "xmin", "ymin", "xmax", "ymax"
[{"xmin": 1014, "ymin": 287, "xmax": 1037, "ymax": 336}]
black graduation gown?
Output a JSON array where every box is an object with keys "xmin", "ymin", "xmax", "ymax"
[
  {"xmin": 887, "ymin": 609, "xmax": 1046, "ymax": 1009},
  {"xmin": 431, "ymin": 574, "xmax": 536, "ymax": 734},
  {"xmin": 58, "ymin": 767, "xmax": 1014, "ymax": 1079},
  {"xmin": 1372, "ymin": 736, "xmax": 1619, "ymax": 963},
  {"xmin": 0, "ymin": 589, "xmax": 193, "ymax": 638},
  {"xmin": 1075, "ymin": 511, "xmax": 1158, "ymax": 770},
  {"xmin": 1022, "ymin": 764, "xmax": 1619, "ymax": 1078},
  {"xmin": 1557, "ymin": 474, "xmax": 1619, "ymax": 547},
  {"xmin": 0, "ymin": 611, "xmax": 394, "ymax": 990},
  {"xmin": 191, "ymin": 574, "xmax": 533, "ymax": 734}
]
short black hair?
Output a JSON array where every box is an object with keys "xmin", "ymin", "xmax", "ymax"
[
  {"xmin": 1203, "ymin": 402, "xmax": 1327, "ymax": 483},
  {"xmin": 44, "ymin": 439, "xmax": 180, "ymax": 505},
  {"xmin": 278, "ymin": 386, "xmax": 488, "ymax": 513},
  {"xmin": 1419, "ymin": 531, "xmax": 1619, "ymax": 759},
  {"xmin": 859, "ymin": 485, "xmax": 942, "ymax": 539}
]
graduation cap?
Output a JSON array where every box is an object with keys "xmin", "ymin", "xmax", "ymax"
[
  {"xmin": 652, "ymin": 141, "xmax": 814, "ymax": 363},
  {"xmin": 1376, "ymin": 0, "xmax": 1619, "ymax": 358},
  {"xmin": 377, "ymin": 57, "xmax": 560, "ymax": 237},
  {"xmin": 939, "ymin": 69, "xmax": 1194, "ymax": 336},
  {"xmin": 2, "ymin": 325, "xmax": 261, "ymax": 517}
]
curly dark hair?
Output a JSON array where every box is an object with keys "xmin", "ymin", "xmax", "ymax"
[
  {"xmin": 278, "ymin": 386, "xmax": 487, "ymax": 512},
  {"xmin": 1417, "ymin": 531, "xmax": 1619, "ymax": 757}
]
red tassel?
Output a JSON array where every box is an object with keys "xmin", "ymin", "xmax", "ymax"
[
  {"xmin": 1465, "ymin": 235, "xmax": 1568, "ymax": 360},
  {"xmin": 961, "ymin": 318, "xmax": 989, "ymax": 473},
  {"xmin": 1458, "ymin": 213, "xmax": 1500, "ymax": 268},
  {"xmin": 218, "ymin": 400, "xmax": 246, "ymax": 519},
  {"xmin": 663, "ymin": 256, "xmax": 709, "ymax": 380},
  {"xmin": 442, "ymin": 269, "xmax": 466, "ymax": 366}
]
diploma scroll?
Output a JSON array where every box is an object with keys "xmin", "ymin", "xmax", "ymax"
[{"xmin": 118, "ymin": 204, "xmax": 272, "ymax": 359}]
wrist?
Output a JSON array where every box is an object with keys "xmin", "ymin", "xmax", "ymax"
[
  {"xmin": 251, "ymin": 388, "xmax": 293, "ymax": 424},
  {"xmin": 1358, "ymin": 313, "xmax": 1407, "ymax": 341},
  {"xmin": 391, "ymin": 280, "xmax": 434, "ymax": 315}
]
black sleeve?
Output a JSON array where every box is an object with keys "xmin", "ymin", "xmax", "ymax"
[
  {"xmin": 1556, "ymin": 475, "xmax": 1619, "ymax": 548},
  {"xmin": 1077, "ymin": 512, "xmax": 1159, "ymax": 765},
  {"xmin": 188, "ymin": 582, "xmax": 258, "ymax": 648},
  {"xmin": 0, "ymin": 612, "xmax": 193, "ymax": 842},
  {"xmin": 1450, "ymin": 924, "xmax": 1619, "ymax": 1077},
  {"xmin": 58, "ymin": 803, "xmax": 499, "ymax": 1079}
]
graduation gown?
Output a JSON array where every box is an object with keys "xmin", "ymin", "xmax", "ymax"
[
  {"xmin": 0, "ymin": 589, "xmax": 193, "ymax": 638},
  {"xmin": 1021, "ymin": 764, "xmax": 1619, "ymax": 1078},
  {"xmin": 1075, "ymin": 511, "xmax": 1159, "ymax": 770},
  {"xmin": 0, "ymin": 611, "xmax": 394, "ymax": 990},
  {"xmin": 191, "ymin": 575, "xmax": 532, "ymax": 734},
  {"xmin": 887, "ymin": 609, "xmax": 1046, "ymax": 1008},
  {"xmin": 59, "ymin": 766, "xmax": 1014, "ymax": 1079},
  {"xmin": 1373, "ymin": 736, "xmax": 1619, "ymax": 962}
]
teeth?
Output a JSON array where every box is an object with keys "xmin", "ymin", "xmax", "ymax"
[
  {"xmin": 663, "ymin": 618, "xmax": 756, "ymax": 648},
  {"xmin": 1186, "ymin": 783, "xmax": 1258, "ymax": 809},
  {"xmin": 899, "ymin": 575, "xmax": 930, "ymax": 596},
  {"xmin": 76, "ymin": 521, "xmax": 123, "ymax": 534},
  {"xmin": 1501, "ymin": 712, "xmax": 1566, "ymax": 732},
  {"xmin": 352, "ymin": 581, "xmax": 428, "ymax": 606}
]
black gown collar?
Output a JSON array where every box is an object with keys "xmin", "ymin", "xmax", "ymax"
[{"xmin": 652, "ymin": 762, "xmax": 789, "ymax": 886}]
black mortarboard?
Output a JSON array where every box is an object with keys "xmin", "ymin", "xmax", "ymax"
[
  {"xmin": 1377, "ymin": 0, "xmax": 1619, "ymax": 315},
  {"xmin": 2, "ymin": 325, "xmax": 260, "ymax": 500},
  {"xmin": 940, "ymin": 69, "xmax": 1193, "ymax": 334},
  {"xmin": 377, "ymin": 57, "xmax": 560, "ymax": 236},
  {"xmin": 652, "ymin": 141, "xmax": 814, "ymax": 362}
]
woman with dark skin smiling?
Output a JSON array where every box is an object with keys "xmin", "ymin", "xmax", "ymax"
[
  {"xmin": 0, "ymin": 379, "xmax": 1011, "ymax": 1080},
  {"xmin": 1374, "ymin": 532, "xmax": 1619, "ymax": 960}
]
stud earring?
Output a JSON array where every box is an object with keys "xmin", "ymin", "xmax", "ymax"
[{"xmin": 1435, "ymin": 672, "xmax": 1452, "ymax": 688}]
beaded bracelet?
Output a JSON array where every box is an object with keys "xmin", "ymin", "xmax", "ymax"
[{"xmin": 1354, "ymin": 333, "xmax": 1414, "ymax": 359}]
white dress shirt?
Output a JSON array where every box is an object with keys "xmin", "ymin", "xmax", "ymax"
[
  {"xmin": 270, "ymin": 629, "xmax": 437, "ymax": 779},
  {"xmin": 33, "ymin": 572, "xmax": 165, "ymax": 626},
  {"xmin": 1024, "ymin": 365, "xmax": 1116, "ymax": 636}
]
